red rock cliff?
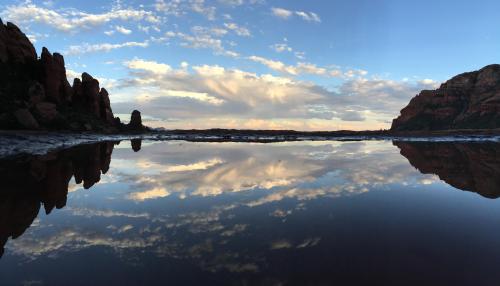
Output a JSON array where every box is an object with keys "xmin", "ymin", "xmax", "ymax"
[{"xmin": 392, "ymin": 64, "xmax": 500, "ymax": 131}]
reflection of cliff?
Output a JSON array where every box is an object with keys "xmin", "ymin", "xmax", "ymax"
[
  {"xmin": 0, "ymin": 141, "xmax": 138, "ymax": 258},
  {"xmin": 394, "ymin": 142, "xmax": 500, "ymax": 199}
]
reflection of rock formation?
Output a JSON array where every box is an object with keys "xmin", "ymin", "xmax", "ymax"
[
  {"xmin": 394, "ymin": 141, "xmax": 500, "ymax": 198},
  {"xmin": 0, "ymin": 142, "xmax": 119, "ymax": 258},
  {"xmin": 131, "ymin": 139, "xmax": 142, "ymax": 152}
]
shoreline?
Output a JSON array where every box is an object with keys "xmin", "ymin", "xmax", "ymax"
[
  {"xmin": 3, "ymin": 127, "xmax": 500, "ymax": 137},
  {"xmin": 1, "ymin": 129, "xmax": 500, "ymax": 159}
]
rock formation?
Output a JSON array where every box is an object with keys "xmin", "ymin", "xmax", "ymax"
[
  {"xmin": 392, "ymin": 64, "xmax": 500, "ymax": 131},
  {"xmin": 0, "ymin": 19, "xmax": 145, "ymax": 132},
  {"xmin": 127, "ymin": 110, "xmax": 147, "ymax": 131},
  {"xmin": 394, "ymin": 141, "xmax": 500, "ymax": 198}
]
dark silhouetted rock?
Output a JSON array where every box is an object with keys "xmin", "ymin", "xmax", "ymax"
[
  {"xmin": 0, "ymin": 20, "xmax": 130, "ymax": 132},
  {"xmin": 99, "ymin": 88, "xmax": 114, "ymax": 124},
  {"xmin": 81, "ymin": 72, "xmax": 101, "ymax": 117},
  {"xmin": 0, "ymin": 20, "xmax": 36, "ymax": 63},
  {"xmin": 395, "ymin": 141, "xmax": 500, "ymax": 199},
  {"xmin": 40, "ymin": 47, "xmax": 72, "ymax": 104},
  {"xmin": 127, "ymin": 110, "xmax": 145, "ymax": 131},
  {"xmin": 392, "ymin": 64, "xmax": 500, "ymax": 131},
  {"xmin": 34, "ymin": 102, "xmax": 58, "ymax": 123},
  {"xmin": 27, "ymin": 82, "xmax": 45, "ymax": 107},
  {"xmin": 14, "ymin": 109, "xmax": 39, "ymax": 129}
]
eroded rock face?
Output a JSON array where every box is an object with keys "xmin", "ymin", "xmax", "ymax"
[
  {"xmin": 394, "ymin": 141, "xmax": 500, "ymax": 199},
  {"xmin": 392, "ymin": 64, "xmax": 500, "ymax": 131},
  {"xmin": 40, "ymin": 48, "xmax": 72, "ymax": 104},
  {"xmin": 0, "ymin": 20, "xmax": 36, "ymax": 64}
]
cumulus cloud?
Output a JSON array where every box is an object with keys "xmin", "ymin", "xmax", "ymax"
[
  {"xmin": 2, "ymin": 1, "xmax": 159, "ymax": 32},
  {"xmin": 111, "ymin": 57, "xmax": 438, "ymax": 130}
]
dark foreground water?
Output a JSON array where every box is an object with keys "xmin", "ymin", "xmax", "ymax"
[{"xmin": 1, "ymin": 140, "xmax": 500, "ymax": 285}]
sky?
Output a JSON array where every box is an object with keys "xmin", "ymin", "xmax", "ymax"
[{"xmin": 1, "ymin": 0, "xmax": 500, "ymax": 130}]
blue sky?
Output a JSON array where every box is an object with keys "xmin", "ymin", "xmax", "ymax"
[{"xmin": 1, "ymin": 0, "xmax": 499, "ymax": 130}]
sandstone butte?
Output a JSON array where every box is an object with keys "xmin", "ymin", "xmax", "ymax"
[
  {"xmin": 392, "ymin": 64, "xmax": 500, "ymax": 131},
  {"xmin": 0, "ymin": 19, "xmax": 146, "ymax": 132}
]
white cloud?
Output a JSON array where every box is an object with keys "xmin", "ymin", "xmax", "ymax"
[
  {"xmin": 218, "ymin": 0, "xmax": 245, "ymax": 6},
  {"xmin": 115, "ymin": 25, "xmax": 132, "ymax": 35},
  {"xmin": 271, "ymin": 7, "xmax": 321, "ymax": 23},
  {"xmin": 270, "ymin": 43, "xmax": 293, "ymax": 53},
  {"xmin": 295, "ymin": 11, "xmax": 321, "ymax": 23},
  {"xmin": 248, "ymin": 56, "xmax": 330, "ymax": 77},
  {"xmin": 271, "ymin": 7, "xmax": 293, "ymax": 19},
  {"xmin": 190, "ymin": 0, "xmax": 216, "ymax": 20},
  {"xmin": 125, "ymin": 59, "xmax": 172, "ymax": 75},
  {"xmin": 2, "ymin": 2, "xmax": 160, "ymax": 32},
  {"xmin": 165, "ymin": 30, "xmax": 239, "ymax": 58},
  {"xmin": 66, "ymin": 41, "xmax": 149, "ymax": 55},
  {"xmin": 155, "ymin": 0, "xmax": 184, "ymax": 16},
  {"xmin": 224, "ymin": 22, "xmax": 251, "ymax": 37}
]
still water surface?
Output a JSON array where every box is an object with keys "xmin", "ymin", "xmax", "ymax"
[{"xmin": 1, "ymin": 140, "xmax": 500, "ymax": 285}]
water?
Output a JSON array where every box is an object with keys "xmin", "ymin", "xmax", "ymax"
[{"xmin": 1, "ymin": 140, "xmax": 500, "ymax": 285}]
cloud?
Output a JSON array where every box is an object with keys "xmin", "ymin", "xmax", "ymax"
[
  {"xmin": 190, "ymin": 0, "xmax": 216, "ymax": 20},
  {"xmin": 125, "ymin": 59, "xmax": 172, "ymax": 75},
  {"xmin": 65, "ymin": 41, "xmax": 149, "ymax": 55},
  {"xmin": 270, "ymin": 43, "xmax": 293, "ymax": 53},
  {"xmin": 271, "ymin": 7, "xmax": 293, "ymax": 19},
  {"xmin": 218, "ymin": 0, "xmax": 245, "ymax": 6},
  {"xmin": 295, "ymin": 11, "xmax": 321, "ymax": 23},
  {"xmin": 115, "ymin": 25, "xmax": 132, "ymax": 35},
  {"xmin": 112, "ymin": 58, "xmax": 438, "ymax": 130},
  {"xmin": 223, "ymin": 23, "xmax": 251, "ymax": 37},
  {"xmin": 2, "ymin": 1, "xmax": 159, "ymax": 32},
  {"xmin": 164, "ymin": 30, "xmax": 239, "ymax": 58},
  {"xmin": 271, "ymin": 7, "xmax": 321, "ymax": 22},
  {"xmin": 248, "ymin": 56, "xmax": 330, "ymax": 77},
  {"xmin": 155, "ymin": 0, "xmax": 185, "ymax": 16},
  {"xmin": 128, "ymin": 187, "xmax": 171, "ymax": 201}
]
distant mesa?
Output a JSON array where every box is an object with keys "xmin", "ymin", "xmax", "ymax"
[
  {"xmin": 0, "ymin": 19, "xmax": 147, "ymax": 133},
  {"xmin": 392, "ymin": 64, "xmax": 500, "ymax": 131},
  {"xmin": 394, "ymin": 141, "xmax": 500, "ymax": 199}
]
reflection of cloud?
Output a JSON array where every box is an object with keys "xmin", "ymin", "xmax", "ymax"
[
  {"xmin": 128, "ymin": 187, "xmax": 170, "ymax": 201},
  {"xmin": 111, "ymin": 141, "xmax": 433, "ymax": 205},
  {"xmin": 220, "ymin": 224, "xmax": 247, "ymax": 237},
  {"xmin": 9, "ymin": 229, "xmax": 162, "ymax": 257},
  {"xmin": 165, "ymin": 158, "xmax": 224, "ymax": 172},
  {"xmin": 297, "ymin": 238, "xmax": 321, "ymax": 248},
  {"xmin": 270, "ymin": 240, "xmax": 292, "ymax": 250},
  {"xmin": 69, "ymin": 208, "xmax": 151, "ymax": 219}
]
